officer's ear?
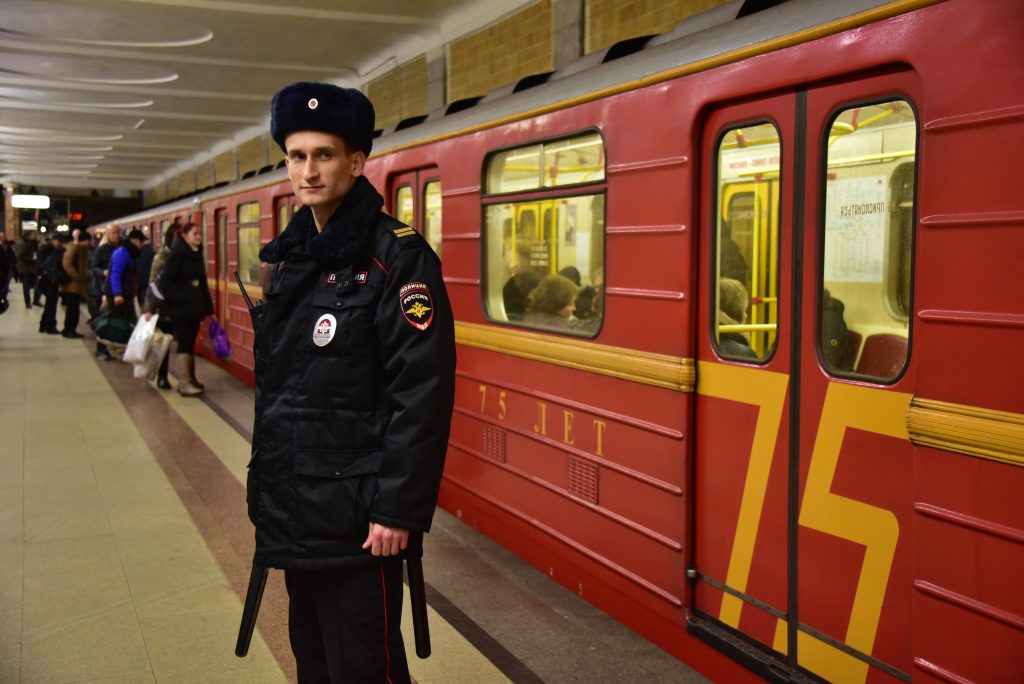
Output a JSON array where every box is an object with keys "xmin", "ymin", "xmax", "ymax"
[{"xmin": 349, "ymin": 149, "xmax": 366, "ymax": 178}]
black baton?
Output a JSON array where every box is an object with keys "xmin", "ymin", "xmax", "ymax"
[
  {"xmin": 233, "ymin": 270, "xmax": 255, "ymax": 310},
  {"xmin": 235, "ymin": 561, "xmax": 269, "ymax": 657},
  {"xmin": 407, "ymin": 556, "xmax": 431, "ymax": 659}
]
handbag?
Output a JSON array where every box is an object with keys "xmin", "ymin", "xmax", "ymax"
[
  {"xmin": 93, "ymin": 311, "xmax": 134, "ymax": 346},
  {"xmin": 207, "ymin": 317, "xmax": 231, "ymax": 359}
]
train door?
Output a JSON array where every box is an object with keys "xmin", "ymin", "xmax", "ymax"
[
  {"xmin": 389, "ymin": 167, "xmax": 442, "ymax": 256},
  {"xmin": 691, "ymin": 72, "xmax": 919, "ymax": 683},
  {"xmin": 214, "ymin": 208, "xmax": 228, "ymax": 321}
]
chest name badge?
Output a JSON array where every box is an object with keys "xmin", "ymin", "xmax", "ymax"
[
  {"xmin": 312, "ymin": 313, "xmax": 337, "ymax": 347},
  {"xmin": 400, "ymin": 282, "xmax": 434, "ymax": 331}
]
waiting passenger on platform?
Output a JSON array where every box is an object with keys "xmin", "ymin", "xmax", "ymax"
[
  {"xmin": 60, "ymin": 230, "xmax": 92, "ymax": 338},
  {"xmin": 525, "ymin": 273, "xmax": 579, "ymax": 328},
  {"xmin": 0, "ymin": 234, "xmax": 11, "ymax": 313},
  {"xmin": 248, "ymin": 81, "xmax": 456, "ymax": 684},
  {"xmin": 97, "ymin": 229, "xmax": 146, "ymax": 360},
  {"xmin": 37, "ymin": 233, "xmax": 68, "ymax": 335},
  {"xmin": 143, "ymin": 225, "xmax": 181, "ymax": 390},
  {"xmin": 135, "ymin": 226, "xmax": 156, "ymax": 308},
  {"xmin": 718, "ymin": 277, "xmax": 756, "ymax": 359},
  {"xmin": 156, "ymin": 223, "xmax": 212, "ymax": 396},
  {"xmin": 14, "ymin": 232, "xmax": 38, "ymax": 309},
  {"xmin": 92, "ymin": 228, "xmax": 123, "ymax": 359}
]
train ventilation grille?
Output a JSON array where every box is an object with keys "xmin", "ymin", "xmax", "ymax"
[
  {"xmin": 568, "ymin": 457, "xmax": 599, "ymax": 504},
  {"xmin": 482, "ymin": 424, "xmax": 507, "ymax": 463}
]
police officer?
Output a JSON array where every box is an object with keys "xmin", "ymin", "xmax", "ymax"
[{"xmin": 248, "ymin": 82, "xmax": 455, "ymax": 683}]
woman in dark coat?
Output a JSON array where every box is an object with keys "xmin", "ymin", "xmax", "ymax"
[{"xmin": 157, "ymin": 222, "xmax": 213, "ymax": 396}]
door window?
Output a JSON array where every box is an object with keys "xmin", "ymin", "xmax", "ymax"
[
  {"xmin": 713, "ymin": 122, "xmax": 781, "ymax": 361},
  {"xmin": 820, "ymin": 100, "xmax": 917, "ymax": 378}
]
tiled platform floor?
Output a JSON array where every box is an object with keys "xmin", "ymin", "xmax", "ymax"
[{"xmin": 0, "ymin": 303, "xmax": 709, "ymax": 683}]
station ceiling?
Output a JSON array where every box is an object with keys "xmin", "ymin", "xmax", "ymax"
[{"xmin": 0, "ymin": 0, "xmax": 527, "ymax": 193}]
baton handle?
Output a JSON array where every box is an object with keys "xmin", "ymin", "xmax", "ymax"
[
  {"xmin": 407, "ymin": 556, "xmax": 431, "ymax": 659},
  {"xmin": 235, "ymin": 563, "xmax": 269, "ymax": 657}
]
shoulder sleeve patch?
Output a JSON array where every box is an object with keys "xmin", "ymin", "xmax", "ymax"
[{"xmin": 399, "ymin": 282, "xmax": 433, "ymax": 331}]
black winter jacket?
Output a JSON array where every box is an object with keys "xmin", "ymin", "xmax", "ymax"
[
  {"xmin": 248, "ymin": 176, "xmax": 456, "ymax": 570},
  {"xmin": 157, "ymin": 238, "xmax": 213, "ymax": 321}
]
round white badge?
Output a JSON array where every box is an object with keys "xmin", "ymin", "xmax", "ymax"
[
  {"xmin": 308, "ymin": 97, "xmax": 319, "ymax": 110},
  {"xmin": 312, "ymin": 313, "xmax": 336, "ymax": 347}
]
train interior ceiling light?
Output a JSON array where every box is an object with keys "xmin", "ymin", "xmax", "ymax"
[{"xmin": 12, "ymin": 194, "xmax": 50, "ymax": 209}]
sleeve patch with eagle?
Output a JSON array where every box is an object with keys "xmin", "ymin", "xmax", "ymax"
[{"xmin": 399, "ymin": 282, "xmax": 434, "ymax": 331}]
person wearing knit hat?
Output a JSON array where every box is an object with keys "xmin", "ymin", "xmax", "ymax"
[{"xmin": 245, "ymin": 82, "xmax": 455, "ymax": 683}]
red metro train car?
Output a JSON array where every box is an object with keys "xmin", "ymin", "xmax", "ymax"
[{"xmin": 100, "ymin": 0, "xmax": 1024, "ymax": 681}]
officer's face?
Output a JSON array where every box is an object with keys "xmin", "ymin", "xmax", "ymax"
[{"xmin": 285, "ymin": 131, "xmax": 365, "ymax": 216}]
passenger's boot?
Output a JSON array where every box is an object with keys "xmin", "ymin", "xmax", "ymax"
[
  {"xmin": 156, "ymin": 353, "xmax": 171, "ymax": 390},
  {"xmin": 177, "ymin": 354, "xmax": 204, "ymax": 397}
]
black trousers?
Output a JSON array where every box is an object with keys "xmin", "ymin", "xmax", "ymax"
[
  {"xmin": 62, "ymin": 292, "xmax": 81, "ymax": 335},
  {"xmin": 285, "ymin": 561, "xmax": 409, "ymax": 684},
  {"xmin": 38, "ymin": 285, "xmax": 58, "ymax": 332},
  {"xmin": 21, "ymin": 272, "xmax": 36, "ymax": 307},
  {"xmin": 172, "ymin": 316, "xmax": 201, "ymax": 355}
]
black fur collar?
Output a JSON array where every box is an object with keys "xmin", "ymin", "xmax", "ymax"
[{"xmin": 259, "ymin": 175, "xmax": 383, "ymax": 266}]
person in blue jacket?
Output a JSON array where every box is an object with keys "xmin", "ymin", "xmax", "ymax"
[{"xmin": 95, "ymin": 229, "xmax": 147, "ymax": 359}]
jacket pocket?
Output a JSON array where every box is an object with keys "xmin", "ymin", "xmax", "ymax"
[{"xmin": 291, "ymin": 448, "xmax": 381, "ymax": 542}]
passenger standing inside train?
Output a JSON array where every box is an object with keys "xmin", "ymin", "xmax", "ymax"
[
  {"xmin": 14, "ymin": 232, "xmax": 38, "ymax": 309},
  {"xmin": 156, "ymin": 222, "xmax": 212, "ymax": 396},
  {"xmin": 143, "ymin": 225, "xmax": 181, "ymax": 389},
  {"xmin": 248, "ymin": 82, "xmax": 455, "ymax": 684},
  {"xmin": 60, "ymin": 230, "xmax": 92, "ymax": 338}
]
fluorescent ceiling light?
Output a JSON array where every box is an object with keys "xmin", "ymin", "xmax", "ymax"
[{"xmin": 12, "ymin": 194, "xmax": 50, "ymax": 209}]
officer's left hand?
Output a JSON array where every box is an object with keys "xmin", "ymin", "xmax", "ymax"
[{"xmin": 362, "ymin": 522, "xmax": 409, "ymax": 557}]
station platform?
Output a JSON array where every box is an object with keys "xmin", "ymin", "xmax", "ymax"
[{"xmin": 0, "ymin": 305, "xmax": 709, "ymax": 684}]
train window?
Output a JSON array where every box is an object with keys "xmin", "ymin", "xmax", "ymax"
[
  {"xmin": 820, "ymin": 100, "xmax": 916, "ymax": 380},
  {"xmin": 485, "ymin": 132, "xmax": 605, "ymax": 194},
  {"xmin": 483, "ymin": 194, "xmax": 605, "ymax": 336},
  {"xmin": 275, "ymin": 196, "xmax": 291, "ymax": 236},
  {"xmin": 423, "ymin": 180, "xmax": 442, "ymax": 258},
  {"xmin": 395, "ymin": 185, "xmax": 414, "ymax": 226},
  {"xmin": 237, "ymin": 201, "xmax": 261, "ymax": 284},
  {"xmin": 713, "ymin": 122, "xmax": 781, "ymax": 362}
]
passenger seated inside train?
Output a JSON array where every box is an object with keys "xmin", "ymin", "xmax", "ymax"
[
  {"xmin": 524, "ymin": 273, "xmax": 579, "ymax": 329},
  {"xmin": 717, "ymin": 278, "xmax": 757, "ymax": 359},
  {"xmin": 821, "ymin": 288, "xmax": 853, "ymax": 371},
  {"xmin": 502, "ymin": 271, "xmax": 541, "ymax": 321}
]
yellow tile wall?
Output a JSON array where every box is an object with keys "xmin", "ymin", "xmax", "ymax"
[
  {"xmin": 214, "ymin": 150, "xmax": 236, "ymax": 184},
  {"xmin": 176, "ymin": 169, "xmax": 196, "ymax": 196},
  {"xmin": 268, "ymin": 141, "xmax": 284, "ymax": 167},
  {"xmin": 197, "ymin": 160, "xmax": 214, "ymax": 190},
  {"xmin": 238, "ymin": 137, "xmax": 264, "ymax": 176},
  {"xmin": 448, "ymin": 0, "xmax": 553, "ymax": 102},
  {"xmin": 585, "ymin": 0, "xmax": 729, "ymax": 53},
  {"xmin": 369, "ymin": 57, "xmax": 429, "ymax": 130}
]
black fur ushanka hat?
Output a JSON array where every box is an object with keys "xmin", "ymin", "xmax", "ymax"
[{"xmin": 270, "ymin": 82, "xmax": 375, "ymax": 155}]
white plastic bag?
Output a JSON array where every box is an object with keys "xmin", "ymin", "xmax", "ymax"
[{"xmin": 123, "ymin": 315, "xmax": 158, "ymax": 364}]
